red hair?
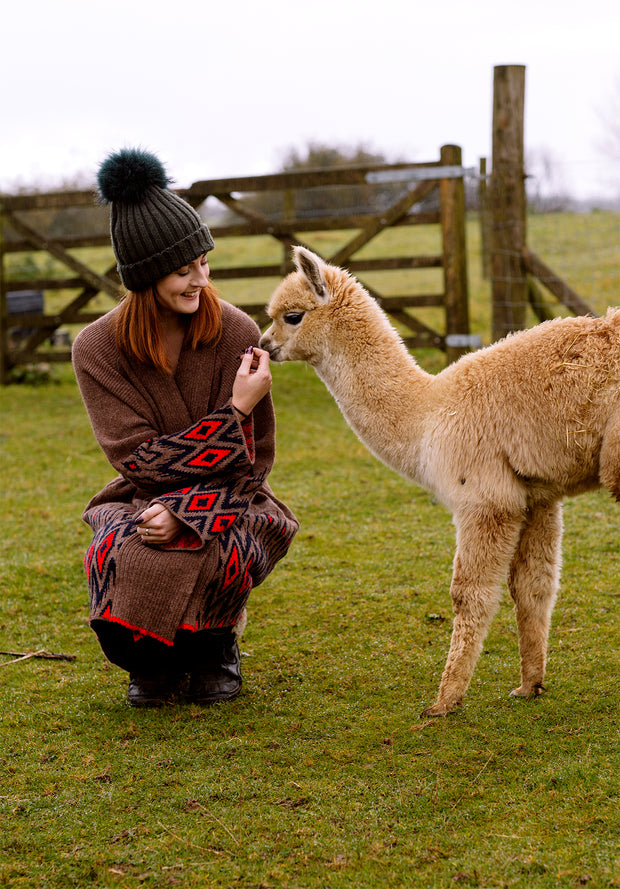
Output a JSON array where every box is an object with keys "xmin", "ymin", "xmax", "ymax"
[{"xmin": 115, "ymin": 282, "xmax": 222, "ymax": 374}]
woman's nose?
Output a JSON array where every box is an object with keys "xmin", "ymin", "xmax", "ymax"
[{"xmin": 190, "ymin": 264, "xmax": 209, "ymax": 287}]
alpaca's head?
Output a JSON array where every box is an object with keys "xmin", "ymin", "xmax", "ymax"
[{"xmin": 260, "ymin": 246, "xmax": 367, "ymax": 365}]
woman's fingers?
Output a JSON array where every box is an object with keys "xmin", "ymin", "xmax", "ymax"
[
  {"xmin": 233, "ymin": 346, "xmax": 272, "ymax": 415},
  {"xmin": 134, "ymin": 503, "xmax": 182, "ymax": 544}
]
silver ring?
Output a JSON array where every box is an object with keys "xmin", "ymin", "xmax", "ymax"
[{"xmin": 144, "ymin": 528, "xmax": 149, "ymax": 536}]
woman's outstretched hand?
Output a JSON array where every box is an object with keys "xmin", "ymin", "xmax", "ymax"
[{"xmin": 232, "ymin": 346, "xmax": 272, "ymax": 418}]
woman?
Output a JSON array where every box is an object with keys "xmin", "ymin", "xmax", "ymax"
[{"xmin": 72, "ymin": 148, "xmax": 298, "ymax": 707}]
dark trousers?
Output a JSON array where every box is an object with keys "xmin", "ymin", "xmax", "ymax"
[{"xmin": 93, "ymin": 621, "xmax": 228, "ymax": 676}]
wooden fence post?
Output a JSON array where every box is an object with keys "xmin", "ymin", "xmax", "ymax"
[
  {"xmin": 439, "ymin": 144, "xmax": 470, "ymax": 364},
  {"xmin": 490, "ymin": 64, "xmax": 527, "ymax": 341},
  {"xmin": 478, "ymin": 157, "xmax": 491, "ymax": 279}
]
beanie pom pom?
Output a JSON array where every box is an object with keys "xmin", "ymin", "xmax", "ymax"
[{"xmin": 97, "ymin": 147, "xmax": 171, "ymax": 204}]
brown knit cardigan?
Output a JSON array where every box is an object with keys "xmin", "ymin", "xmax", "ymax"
[{"xmin": 72, "ymin": 300, "xmax": 298, "ymax": 645}]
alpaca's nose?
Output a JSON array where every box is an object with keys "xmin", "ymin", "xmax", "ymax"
[
  {"xmin": 259, "ymin": 329, "xmax": 283, "ymax": 361},
  {"xmin": 259, "ymin": 329, "xmax": 273, "ymax": 351}
]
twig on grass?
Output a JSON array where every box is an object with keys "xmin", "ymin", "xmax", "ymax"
[
  {"xmin": 410, "ymin": 720, "xmax": 435, "ymax": 732},
  {"xmin": 157, "ymin": 821, "xmax": 204, "ymax": 852},
  {"xmin": 157, "ymin": 821, "xmax": 230, "ymax": 857},
  {"xmin": 0, "ymin": 648, "xmax": 77, "ymax": 667},
  {"xmin": 186, "ymin": 799, "xmax": 239, "ymax": 845},
  {"xmin": 450, "ymin": 753, "xmax": 495, "ymax": 810},
  {"xmin": 387, "ymin": 742, "xmax": 404, "ymax": 807},
  {"xmin": 432, "ymin": 714, "xmax": 448, "ymax": 807}
]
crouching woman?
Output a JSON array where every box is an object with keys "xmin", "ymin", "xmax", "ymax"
[{"xmin": 72, "ymin": 148, "xmax": 298, "ymax": 707}]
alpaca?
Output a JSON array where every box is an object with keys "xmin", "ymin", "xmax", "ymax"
[{"xmin": 259, "ymin": 246, "xmax": 620, "ymax": 717}]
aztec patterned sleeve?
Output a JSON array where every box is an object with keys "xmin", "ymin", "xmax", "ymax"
[
  {"xmin": 120, "ymin": 404, "xmax": 255, "ymax": 494},
  {"xmin": 81, "ymin": 408, "xmax": 269, "ymax": 553},
  {"xmin": 123, "ymin": 408, "xmax": 265, "ymax": 551}
]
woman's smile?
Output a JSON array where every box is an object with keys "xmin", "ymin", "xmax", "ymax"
[{"xmin": 155, "ymin": 255, "xmax": 210, "ymax": 315}]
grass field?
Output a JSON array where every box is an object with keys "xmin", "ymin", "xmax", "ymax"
[{"xmin": 1, "ymin": 214, "xmax": 620, "ymax": 888}]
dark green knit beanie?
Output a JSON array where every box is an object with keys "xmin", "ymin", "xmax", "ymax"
[{"xmin": 97, "ymin": 147, "xmax": 214, "ymax": 292}]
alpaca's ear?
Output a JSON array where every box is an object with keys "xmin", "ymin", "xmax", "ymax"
[{"xmin": 294, "ymin": 247, "xmax": 329, "ymax": 303}]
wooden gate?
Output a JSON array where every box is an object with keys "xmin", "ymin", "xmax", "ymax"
[{"xmin": 0, "ymin": 144, "xmax": 471, "ymax": 383}]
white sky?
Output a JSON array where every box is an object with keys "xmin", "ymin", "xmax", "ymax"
[{"xmin": 2, "ymin": 0, "xmax": 619, "ymax": 200}]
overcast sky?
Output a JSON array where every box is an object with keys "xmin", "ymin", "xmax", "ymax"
[{"xmin": 2, "ymin": 0, "xmax": 619, "ymax": 200}]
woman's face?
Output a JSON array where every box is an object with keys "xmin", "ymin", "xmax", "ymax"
[{"xmin": 155, "ymin": 254, "xmax": 210, "ymax": 316}]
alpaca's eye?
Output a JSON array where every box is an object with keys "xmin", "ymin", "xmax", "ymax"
[{"xmin": 284, "ymin": 312, "xmax": 305, "ymax": 326}]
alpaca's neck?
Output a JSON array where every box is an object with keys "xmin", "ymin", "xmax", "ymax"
[{"xmin": 313, "ymin": 310, "xmax": 433, "ymax": 479}]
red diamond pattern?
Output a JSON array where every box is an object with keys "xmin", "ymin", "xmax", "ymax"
[
  {"xmin": 184, "ymin": 420, "xmax": 222, "ymax": 440},
  {"xmin": 210, "ymin": 514, "xmax": 238, "ymax": 533},
  {"xmin": 188, "ymin": 492, "xmax": 219, "ymax": 512},
  {"xmin": 96, "ymin": 530, "xmax": 116, "ymax": 573},
  {"xmin": 188, "ymin": 448, "xmax": 232, "ymax": 468},
  {"xmin": 223, "ymin": 544, "xmax": 240, "ymax": 587}
]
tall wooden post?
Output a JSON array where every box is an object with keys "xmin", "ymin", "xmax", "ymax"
[
  {"xmin": 490, "ymin": 65, "xmax": 527, "ymax": 341},
  {"xmin": 439, "ymin": 144, "xmax": 470, "ymax": 364},
  {"xmin": 478, "ymin": 157, "xmax": 491, "ymax": 279}
]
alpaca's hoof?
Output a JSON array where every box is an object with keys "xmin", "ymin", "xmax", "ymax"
[
  {"xmin": 420, "ymin": 700, "xmax": 460, "ymax": 718},
  {"xmin": 510, "ymin": 683, "xmax": 546, "ymax": 699}
]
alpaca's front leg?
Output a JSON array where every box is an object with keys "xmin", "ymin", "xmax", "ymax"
[
  {"xmin": 508, "ymin": 500, "xmax": 562, "ymax": 698},
  {"xmin": 422, "ymin": 510, "xmax": 523, "ymax": 717}
]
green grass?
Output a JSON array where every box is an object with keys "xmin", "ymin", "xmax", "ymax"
[
  {"xmin": 1, "ymin": 359, "xmax": 620, "ymax": 889},
  {"xmin": 1, "ymin": 213, "xmax": 620, "ymax": 887}
]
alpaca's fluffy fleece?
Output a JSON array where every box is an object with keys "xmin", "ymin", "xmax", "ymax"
[{"xmin": 260, "ymin": 247, "xmax": 620, "ymax": 716}]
